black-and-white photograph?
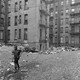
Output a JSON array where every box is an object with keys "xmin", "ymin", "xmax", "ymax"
[{"xmin": 0, "ymin": 0, "xmax": 80, "ymax": 80}]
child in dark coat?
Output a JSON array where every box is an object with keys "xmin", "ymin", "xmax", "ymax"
[{"xmin": 12, "ymin": 45, "xmax": 21, "ymax": 72}]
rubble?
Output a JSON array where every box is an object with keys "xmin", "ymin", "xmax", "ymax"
[
  {"xmin": 38, "ymin": 46, "xmax": 80, "ymax": 55},
  {"xmin": 0, "ymin": 46, "xmax": 79, "ymax": 80}
]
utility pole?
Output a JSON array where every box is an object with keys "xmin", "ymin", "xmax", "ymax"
[
  {"xmin": 4, "ymin": 0, "xmax": 8, "ymax": 45},
  {"xmin": 57, "ymin": 0, "xmax": 61, "ymax": 47}
]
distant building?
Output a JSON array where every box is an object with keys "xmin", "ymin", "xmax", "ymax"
[
  {"xmin": 49, "ymin": 0, "xmax": 70, "ymax": 47},
  {"xmin": 0, "ymin": 0, "xmax": 5, "ymax": 42},
  {"xmin": 49, "ymin": 0, "xmax": 54, "ymax": 47},
  {"xmin": 8, "ymin": 0, "xmax": 49, "ymax": 51},
  {"xmin": 70, "ymin": 0, "xmax": 80, "ymax": 47}
]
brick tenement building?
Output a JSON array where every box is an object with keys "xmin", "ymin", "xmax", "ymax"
[
  {"xmin": 49, "ymin": 0, "xmax": 72, "ymax": 47},
  {"xmin": 70, "ymin": 0, "xmax": 80, "ymax": 47},
  {"xmin": 0, "ymin": 0, "xmax": 5, "ymax": 42},
  {"xmin": 7, "ymin": 0, "xmax": 49, "ymax": 51}
]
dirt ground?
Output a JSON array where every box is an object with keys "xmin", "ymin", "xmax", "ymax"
[
  {"xmin": 0, "ymin": 50, "xmax": 80, "ymax": 80},
  {"xmin": 19, "ymin": 50, "xmax": 80, "ymax": 80}
]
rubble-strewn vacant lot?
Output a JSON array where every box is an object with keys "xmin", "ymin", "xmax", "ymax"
[{"xmin": 0, "ymin": 46, "xmax": 80, "ymax": 80}]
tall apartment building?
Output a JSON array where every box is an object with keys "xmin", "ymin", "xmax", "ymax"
[
  {"xmin": 8, "ymin": 0, "xmax": 49, "ymax": 51},
  {"xmin": 0, "ymin": 0, "xmax": 5, "ymax": 42},
  {"xmin": 0, "ymin": 0, "xmax": 8, "ymax": 44},
  {"xmin": 49, "ymin": 0, "xmax": 54, "ymax": 47},
  {"xmin": 60, "ymin": 0, "xmax": 70, "ymax": 46},
  {"xmin": 70, "ymin": 0, "xmax": 80, "ymax": 47},
  {"xmin": 49, "ymin": 0, "xmax": 71, "ymax": 47}
]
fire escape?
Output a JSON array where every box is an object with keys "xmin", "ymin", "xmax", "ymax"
[{"xmin": 70, "ymin": 2, "xmax": 80, "ymax": 47}]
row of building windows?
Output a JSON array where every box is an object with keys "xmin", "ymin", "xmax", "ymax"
[
  {"xmin": 8, "ymin": 28, "xmax": 28, "ymax": 40},
  {"xmin": 50, "ymin": 7, "xmax": 79, "ymax": 16},
  {"xmin": 54, "ymin": 26, "xmax": 69, "ymax": 34},
  {"xmin": 8, "ymin": 14, "xmax": 28, "ymax": 26},
  {"xmin": 8, "ymin": 0, "xmax": 28, "ymax": 13},
  {"xmin": 54, "ymin": 36, "xmax": 69, "ymax": 44},
  {"xmin": 60, "ymin": 27, "xmax": 69, "ymax": 33},
  {"xmin": 60, "ymin": 0, "xmax": 75, "ymax": 5},
  {"xmin": 54, "ymin": 18, "xmax": 69, "ymax": 25},
  {"xmin": 61, "ymin": 0, "xmax": 69, "ymax": 5}
]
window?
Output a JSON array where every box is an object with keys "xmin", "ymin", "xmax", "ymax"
[
  {"xmin": 14, "ymin": 29, "xmax": 17, "ymax": 40},
  {"xmin": 61, "ymin": 11, "xmax": 63, "ymax": 16},
  {"xmin": 65, "ymin": 18, "xmax": 69, "ymax": 24},
  {"xmin": 50, "ymin": 21, "xmax": 53, "ymax": 25},
  {"xmin": 50, "ymin": 12, "xmax": 53, "ymax": 16},
  {"xmin": 66, "ymin": 9, "xmax": 69, "ymax": 14},
  {"xmin": 65, "ymin": 36, "xmax": 69, "ymax": 43},
  {"xmin": 50, "ymin": 8, "xmax": 53, "ymax": 13},
  {"xmin": 0, "ymin": 30, "xmax": 3, "ymax": 40},
  {"xmin": 79, "ymin": 36, "xmax": 80, "ymax": 43},
  {"xmin": 79, "ymin": 8, "xmax": 80, "ymax": 12},
  {"xmin": 61, "ymin": 8, "xmax": 63, "ymax": 12},
  {"xmin": 24, "ymin": 0, "xmax": 29, "ymax": 10},
  {"xmin": 55, "ymin": 13, "xmax": 58, "ymax": 17},
  {"xmin": 19, "ymin": 1, "xmax": 22, "ymax": 10},
  {"xmin": 49, "ymin": 28, "xmax": 53, "ymax": 34},
  {"xmin": 55, "ymin": 31, "xmax": 57, "ymax": 34},
  {"xmin": 65, "ymin": 27, "xmax": 69, "ymax": 33},
  {"xmin": 19, "ymin": 29, "xmax": 21, "ymax": 39},
  {"xmin": 71, "ymin": 27, "xmax": 74, "ymax": 32},
  {"xmin": 71, "ymin": 36, "xmax": 75, "ymax": 43},
  {"xmin": 49, "ymin": 34, "xmax": 53, "ymax": 43},
  {"xmin": 71, "ymin": 18, "xmax": 75, "ymax": 23},
  {"xmin": 24, "ymin": 28, "xmax": 28, "ymax": 40},
  {"xmin": 1, "ymin": 18, "xmax": 4, "ymax": 26},
  {"xmin": 50, "ymin": 3, "xmax": 53, "ymax": 8},
  {"xmin": 8, "ymin": 4, "xmax": 11, "ymax": 13},
  {"xmin": 72, "ymin": 0, "xmax": 75, "ymax": 4},
  {"xmin": 60, "ymin": 37, "xmax": 64, "ymax": 43},
  {"xmin": 24, "ymin": 14, "xmax": 28, "ymax": 24},
  {"xmin": 8, "ymin": 30, "xmax": 10, "ymax": 40},
  {"xmin": 71, "ymin": 8, "xmax": 75, "ymax": 12},
  {"xmin": 40, "ymin": 29, "xmax": 42, "ymax": 40},
  {"xmin": 61, "ymin": 18, "xmax": 63, "ymax": 25},
  {"xmin": 55, "ymin": 11, "xmax": 58, "ymax": 14},
  {"xmin": 15, "ymin": 16, "xmax": 17, "ymax": 26},
  {"xmin": 60, "ymin": 27, "xmax": 63, "ymax": 33},
  {"xmin": 49, "ymin": 17, "xmax": 53, "ymax": 21},
  {"xmin": 61, "ymin": 1, "xmax": 64, "ymax": 5},
  {"xmin": 55, "ymin": 19, "xmax": 57, "ymax": 25},
  {"xmin": 55, "ymin": 37, "xmax": 57, "ymax": 43},
  {"xmin": 55, "ymin": 6, "xmax": 58, "ymax": 11},
  {"xmin": 75, "ymin": 27, "xmax": 79, "ymax": 32},
  {"xmin": 8, "ymin": 17, "xmax": 10, "ymax": 26},
  {"xmin": 66, "ymin": 0, "xmax": 69, "ymax": 4},
  {"xmin": 15, "ymin": 2, "xmax": 18, "ymax": 12},
  {"xmin": 19, "ymin": 15, "xmax": 21, "ymax": 24}
]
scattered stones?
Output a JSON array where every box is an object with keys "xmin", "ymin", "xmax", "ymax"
[
  {"xmin": 35, "ymin": 65, "xmax": 39, "ymax": 68},
  {"xmin": 7, "ymin": 68, "xmax": 10, "ymax": 71},
  {"xmin": 0, "ymin": 76, "xmax": 4, "ymax": 80},
  {"xmin": 21, "ymin": 69, "xmax": 28, "ymax": 72},
  {"xmin": 10, "ymin": 62, "xmax": 15, "ymax": 66}
]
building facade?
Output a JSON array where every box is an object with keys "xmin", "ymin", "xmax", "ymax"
[
  {"xmin": 49, "ymin": 0, "xmax": 80, "ymax": 47},
  {"xmin": 0, "ymin": 0, "xmax": 5, "ymax": 42},
  {"xmin": 49, "ymin": 0, "xmax": 54, "ymax": 47},
  {"xmin": 8, "ymin": 0, "xmax": 49, "ymax": 50},
  {"xmin": 0, "ymin": 0, "xmax": 8, "ymax": 44},
  {"xmin": 70, "ymin": 0, "xmax": 80, "ymax": 47},
  {"xmin": 59, "ymin": 0, "xmax": 70, "ymax": 46},
  {"xmin": 49, "ymin": 0, "xmax": 71, "ymax": 47}
]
